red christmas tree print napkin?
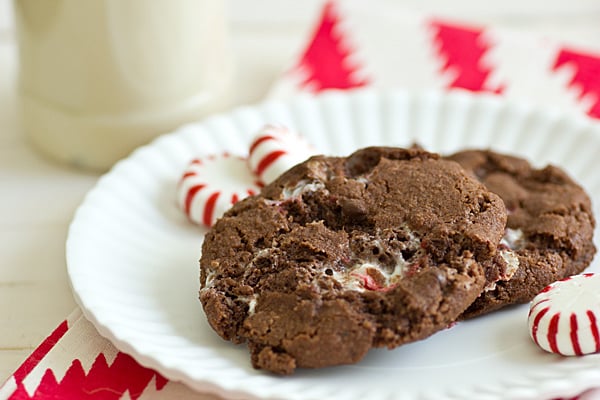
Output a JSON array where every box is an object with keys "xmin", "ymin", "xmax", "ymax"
[{"xmin": 271, "ymin": 1, "xmax": 600, "ymax": 121}]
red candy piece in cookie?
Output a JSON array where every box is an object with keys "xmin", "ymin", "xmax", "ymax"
[
  {"xmin": 177, "ymin": 153, "xmax": 263, "ymax": 227},
  {"xmin": 248, "ymin": 125, "xmax": 317, "ymax": 184},
  {"xmin": 528, "ymin": 273, "xmax": 600, "ymax": 356}
]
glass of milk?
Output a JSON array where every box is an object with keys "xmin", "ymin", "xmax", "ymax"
[{"xmin": 13, "ymin": 0, "xmax": 232, "ymax": 171}]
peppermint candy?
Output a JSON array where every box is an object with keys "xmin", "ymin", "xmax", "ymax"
[
  {"xmin": 248, "ymin": 125, "xmax": 317, "ymax": 184},
  {"xmin": 177, "ymin": 153, "xmax": 263, "ymax": 227},
  {"xmin": 528, "ymin": 273, "xmax": 600, "ymax": 356}
]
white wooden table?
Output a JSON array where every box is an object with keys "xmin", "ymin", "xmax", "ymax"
[{"xmin": 2, "ymin": 0, "xmax": 600, "ymax": 385}]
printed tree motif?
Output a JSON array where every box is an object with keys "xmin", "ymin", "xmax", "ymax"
[
  {"xmin": 295, "ymin": 1, "xmax": 368, "ymax": 91},
  {"xmin": 429, "ymin": 19, "xmax": 503, "ymax": 94},
  {"xmin": 10, "ymin": 353, "xmax": 167, "ymax": 400},
  {"xmin": 553, "ymin": 47, "xmax": 600, "ymax": 119}
]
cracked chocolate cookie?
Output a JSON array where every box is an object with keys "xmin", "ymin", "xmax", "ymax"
[
  {"xmin": 199, "ymin": 147, "xmax": 507, "ymax": 374},
  {"xmin": 447, "ymin": 150, "xmax": 596, "ymax": 318}
]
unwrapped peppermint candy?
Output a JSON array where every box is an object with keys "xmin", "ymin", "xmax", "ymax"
[
  {"xmin": 177, "ymin": 153, "xmax": 263, "ymax": 227},
  {"xmin": 528, "ymin": 273, "xmax": 600, "ymax": 356},
  {"xmin": 248, "ymin": 125, "xmax": 316, "ymax": 184}
]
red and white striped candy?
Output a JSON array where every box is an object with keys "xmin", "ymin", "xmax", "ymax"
[
  {"xmin": 528, "ymin": 273, "xmax": 600, "ymax": 356},
  {"xmin": 177, "ymin": 153, "xmax": 263, "ymax": 227},
  {"xmin": 248, "ymin": 125, "xmax": 317, "ymax": 184}
]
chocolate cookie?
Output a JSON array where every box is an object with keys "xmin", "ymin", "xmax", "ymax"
[
  {"xmin": 447, "ymin": 150, "xmax": 596, "ymax": 318},
  {"xmin": 199, "ymin": 147, "xmax": 507, "ymax": 374}
]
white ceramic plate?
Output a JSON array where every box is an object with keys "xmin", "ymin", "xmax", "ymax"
[{"xmin": 67, "ymin": 90, "xmax": 600, "ymax": 400}]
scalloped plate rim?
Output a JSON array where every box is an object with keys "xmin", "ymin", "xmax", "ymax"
[{"xmin": 67, "ymin": 89, "xmax": 600, "ymax": 400}]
